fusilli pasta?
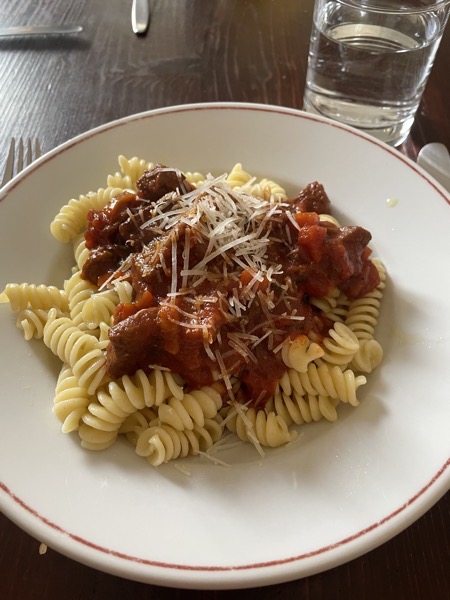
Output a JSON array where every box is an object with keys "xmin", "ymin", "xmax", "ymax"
[
  {"xmin": 118, "ymin": 155, "xmax": 154, "ymax": 189},
  {"xmin": 134, "ymin": 418, "xmax": 223, "ymax": 466},
  {"xmin": 50, "ymin": 186, "xmax": 124, "ymax": 243},
  {"xmin": 64, "ymin": 272, "xmax": 98, "ymax": 328},
  {"xmin": 158, "ymin": 386, "xmax": 223, "ymax": 431},
  {"xmin": 1, "ymin": 283, "xmax": 68, "ymax": 312},
  {"xmin": 16, "ymin": 308, "xmax": 52, "ymax": 340},
  {"xmin": 225, "ymin": 404, "xmax": 296, "ymax": 449},
  {"xmin": 43, "ymin": 308, "xmax": 107, "ymax": 395},
  {"xmin": 318, "ymin": 322, "xmax": 360, "ymax": 367},
  {"xmin": 53, "ymin": 365, "xmax": 92, "ymax": 433},
  {"xmin": 267, "ymin": 390, "xmax": 339, "ymax": 425},
  {"xmin": 282, "ymin": 363, "xmax": 366, "ymax": 407}
]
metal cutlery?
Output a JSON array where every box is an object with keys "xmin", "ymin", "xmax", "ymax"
[
  {"xmin": 0, "ymin": 25, "xmax": 83, "ymax": 38},
  {"xmin": 417, "ymin": 142, "xmax": 450, "ymax": 192},
  {"xmin": 1, "ymin": 138, "xmax": 41, "ymax": 187},
  {"xmin": 132, "ymin": 0, "xmax": 150, "ymax": 35}
]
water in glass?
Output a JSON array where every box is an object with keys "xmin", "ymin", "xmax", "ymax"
[{"xmin": 303, "ymin": 2, "xmax": 448, "ymax": 145}]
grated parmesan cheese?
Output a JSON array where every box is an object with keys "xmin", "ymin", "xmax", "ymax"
[{"xmin": 104, "ymin": 174, "xmax": 316, "ymax": 408}]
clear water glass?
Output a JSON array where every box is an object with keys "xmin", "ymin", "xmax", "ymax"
[{"xmin": 303, "ymin": 0, "xmax": 450, "ymax": 146}]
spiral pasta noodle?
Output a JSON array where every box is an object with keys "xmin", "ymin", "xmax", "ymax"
[
  {"xmin": 344, "ymin": 260, "xmax": 386, "ymax": 341},
  {"xmin": 134, "ymin": 418, "xmax": 223, "ymax": 466},
  {"xmin": 282, "ymin": 364, "xmax": 366, "ymax": 407},
  {"xmin": 64, "ymin": 272, "xmax": 98, "ymax": 328},
  {"xmin": 226, "ymin": 163, "xmax": 287, "ymax": 200},
  {"xmin": 309, "ymin": 287, "xmax": 341, "ymax": 314},
  {"xmin": 226, "ymin": 163, "xmax": 254, "ymax": 189},
  {"xmin": 113, "ymin": 280, "xmax": 133, "ymax": 304},
  {"xmin": 76, "ymin": 367, "xmax": 188, "ymax": 452},
  {"xmin": 119, "ymin": 408, "xmax": 158, "ymax": 446},
  {"xmin": 245, "ymin": 178, "xmax": 288, "ymax": 200},
  {"xmin": 72, "ymin": 233, "xmax": 90, "ymax": 270},
  {"xmin": 78, "ymin": 422, "xmax": 119, "ymax": 451},
  {"xmin": 267, "ymin": 390, "xmax": 339, "ymax": 425},
  {"xmin": 1, "ymin": 283, "xmax": 68, "ymax": 313},
  {"xmin": 344, "ymin": 291, "xmax": 383, "ymax": 340},
  {"xmin": 16, "ymin": 308, "xmax": 53, "ymax": 340},
  {"xmin": 50, "ymin": 186, "xmax": 124, "ymax": 243},
  {"xmin": 53, "ymin": 365, "xmax": 92, "ymax": 433},
  {"xmin": 310, "ymin": 289, "xmax": 350, "ymax": 323},
  {"xmin": 349, "ymin": 338, "xmax": 384, "ymax": 374},
  {"xmin": 281, "ymin": 334, "xmax": 325, "ymax": 372},
  {"xmin": 157, "ymin": 386, "xmax": 223, "ymax": 431},
  {"xmin": 106, "ymin": 171, "xmax": 133, "ymax": 190},
  {"xmin": 225, "ymin": 404, "xmax": 296, "ymax": 449},
  {"xmin": 318, "ymin": 322, "xmax": 360, "ymax": 367},
  {"xmin": 184, "ymin": 171, "xmax": 206, "ymax": 187},
  {"xmin": 344, "ymin": 259, "xmax": 385, "ymax": 373},
  {"xmin": 81, "ymin": 289, "xmax": 119, "ymax": 330},
  {"xmin": 118, "ymin": 155, "xmax": 155, "ymax": 190},
  {"xmin": 43, "ymin": 308, "xmax": 107, "ymax": 395}
]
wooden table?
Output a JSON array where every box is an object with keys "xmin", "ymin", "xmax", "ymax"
[{"xmin": 0, "ymin": 1, "xmax": 449, "ymax": 598}]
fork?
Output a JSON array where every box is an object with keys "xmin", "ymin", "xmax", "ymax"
[{"xmin": 1, "ymin": 137, "xmax": 41, "ymax": 187}]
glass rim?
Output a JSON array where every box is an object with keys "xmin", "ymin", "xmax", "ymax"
[{"xmin": 334, "ymin": 0, "xmax": 450, "ymax": 14}]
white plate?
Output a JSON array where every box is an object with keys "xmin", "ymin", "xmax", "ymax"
[{"xmin": 0, "ymin": 103, "xmax": 449, "ymax": 590}]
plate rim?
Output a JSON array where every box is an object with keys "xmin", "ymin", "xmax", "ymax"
[{"xmin": 1, "ymin": 458, "xmax": 449, "ymax": 589}]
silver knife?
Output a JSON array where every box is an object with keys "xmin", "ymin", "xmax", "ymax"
[
  {"xmin": 132, "ymin": 0, "xmax": 150, "ymax": 35},
  {"xmin": 0, "ymin": 25, "xmax": 83, "ymax": 37}
]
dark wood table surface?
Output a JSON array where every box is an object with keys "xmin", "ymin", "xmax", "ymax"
[{"xmin": 0, "ymin": 1, "xmax": 449, "ymax": 598}]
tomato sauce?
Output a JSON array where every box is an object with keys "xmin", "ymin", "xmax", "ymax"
[{"xmin": 82, "ymin": 168, "xmax": 380, "ymax": 407}]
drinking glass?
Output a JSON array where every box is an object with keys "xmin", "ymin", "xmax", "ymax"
[{"xmin": 303, "ymin": 0, "xmax": 450, "ymax": 146}]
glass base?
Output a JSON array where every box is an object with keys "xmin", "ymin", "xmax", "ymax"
[{"xmin": 303, "ymin": 93, "xmax": 414, "ymax": 147}]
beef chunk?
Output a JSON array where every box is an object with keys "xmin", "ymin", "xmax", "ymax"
[
  {"xmin": 136, "ymin": 164, "xmax": 194, "ymax": 201},
  {"xmin": 293, "ymin": 182, "xmax": 331, "ymax": 214},
  {"xmin": 81, "ymin": 245, "xmax": 129, "ymax": 285}
]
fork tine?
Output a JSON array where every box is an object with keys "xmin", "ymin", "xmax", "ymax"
[
  {"xmin": 16, "ymin": 137, "xmax": 24, "ymax": 173},
  {"xmin": 1, "ymin": 138, "xmax": 15, "ymax": 187},
  {"xmin": 1, "ymin": 137, "xmax": 42, "ymax": 188},
  {"xmin": 26, "ymin": 138, "xmax": 33, "ymax": 167},
  {"xmin": 25, "ymin": 138, "xmax": 41, "ymax": 165},
  {"xmin": 34, "ymin": 138, "xmax": 42, "ymax": 161}
]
